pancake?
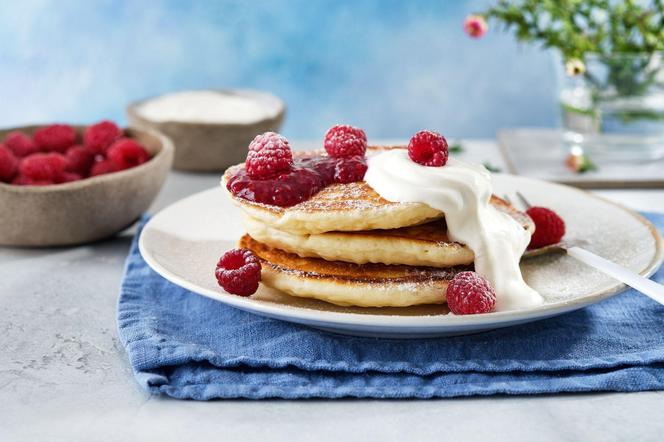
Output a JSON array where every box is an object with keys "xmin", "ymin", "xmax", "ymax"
[
  {"xmin": 240, "ymin": 235, "xmax": 471, "ymax": 307},
  {"xmin": 243, "ymin": 216, "xmax": 471, "ymax": 267},
  {"xmin": 242, "ymin": 196, "xmax": 534, "ymax": 267},
  {"xmin": 222, "ymin": 146, "xmax": 442, "ymax": 235}
]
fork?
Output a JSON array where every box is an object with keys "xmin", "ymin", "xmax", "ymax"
[{"xmin": 507, "ymin": 192, "xmax": 664, "ymax": 305}]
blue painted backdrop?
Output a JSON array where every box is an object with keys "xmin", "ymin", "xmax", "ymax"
[{"xmin": 0, "ymin": 0, "xmax": 559, "ymax": 139}]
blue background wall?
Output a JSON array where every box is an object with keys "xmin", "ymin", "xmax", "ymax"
[{"xmin": 0, "ymin": 0, "xmax": 559, "ymax": 139}]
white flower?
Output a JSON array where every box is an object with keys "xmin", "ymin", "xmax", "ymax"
[{"xmin": 565, "ymin": 59, "xmax": 586, "ymax": 76}]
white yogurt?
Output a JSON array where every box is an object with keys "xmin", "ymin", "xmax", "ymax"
[
  {"xmin": 364, "ymin": 149, "xmax": 543, "ymax": 311},
  {"xmin": 137, "ymin": 90, "xmax": 281, "ymax": 124}
]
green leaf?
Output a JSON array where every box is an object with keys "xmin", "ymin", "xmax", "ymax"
[
  {"xmin": 478, "ymin": 0, "xmax": 664, "ymax": 97},
  {"xmin": 578, "ymin": 154, "xmax": 598, "ymax": 173},
  {"xmin": 448, "ymin": 143, "xmax": 464, "ymax": 154},
  {"xmin": 483, "ymin": 162, "xmax": 502, "ymax": 173}
]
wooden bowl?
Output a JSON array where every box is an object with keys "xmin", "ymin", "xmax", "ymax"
[
  {"xmin": 127, "ymin": 89, "xmax": 285, "ymax": 171},
  {"xmin": 0, "ymin": 126, "xmax": 173, "ymax": 247}
]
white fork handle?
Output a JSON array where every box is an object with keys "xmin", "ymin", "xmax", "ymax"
[{"xmin": 567, "ymin": 246, "xmax": 664, "ymax": 305}]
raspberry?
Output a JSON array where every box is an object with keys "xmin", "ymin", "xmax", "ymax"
[
  {"xmin": 215, "ymin": 248, "xmax": 261, "ymax": 296},
  {"xmin": 55, "ymin": 172, "xmax": 82, "ymax": 184},
  {"xmin": 65, "ymin": 145, "xmax": 96, "ymax": 176},
  {"xmin": 19, "ymin": 153, "xmax": 67, "ymax": 181},
  {"xmin": 107, "ymin": 138, "xmax": 150, "ymax": 170},
  {"xmin": 446, "ymin": 271, "xmax": 496, "ymax": 315},
  {"xmin": 84, "ymin": 120, "xmax": 122, "ymax": 154},
  {"xmin": 90, "ymin": 159, "xmax": 120, "ymax": 177},
  {"xmin": 33, "ymin": 124, "xmax": 77, "ymax": 153},
  {"xmin": 334, "ymin": 156, "xmax": 368, "ymax": 183},
  {"xmin": 324, "ymin": 125, "xmax": 367, "ymax": 158},
  {"xmin": 245, "ymin": 132, "xmax": 293, "ymax": 179},
  {"xmin": 0, "ymin": 144, "xmax": 19, "ymax": 182},
  {"xmin": 12, "ymin": 175, "xmax": 53, "ymax": 186},
  {"xmin": 526, "ymin": 207, "xmax": 566, "ymax": 249},
  {"xmin": 408, "ymin": 130, "xmax": 449, "ymax": 167},
  {"xmin": 4, "ymin": 131, "xmax": 39, "ymax": 157}
]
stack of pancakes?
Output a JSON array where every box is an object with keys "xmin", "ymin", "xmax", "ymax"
[{"xmin": 222, "ymin": 148, "xmax": 534, "ymax": 308}]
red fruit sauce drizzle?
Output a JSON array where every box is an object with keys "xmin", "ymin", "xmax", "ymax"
[{"xmin": 226, "ymin": 155, "xmax": 367, "ymax": 207}]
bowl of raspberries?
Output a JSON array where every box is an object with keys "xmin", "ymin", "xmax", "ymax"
[{"xmin": 0, "ymin": 121, "xmax": 173, "ymax": 246}]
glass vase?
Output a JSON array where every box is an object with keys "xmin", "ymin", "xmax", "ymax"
[{"xmin": 557, "ymin": 52, "xmax": 664, "ymax": 162}]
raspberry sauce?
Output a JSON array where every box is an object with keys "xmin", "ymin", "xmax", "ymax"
[{"xmin": 227, "ymin": 155, "xmax": 367, "ymax": 207}]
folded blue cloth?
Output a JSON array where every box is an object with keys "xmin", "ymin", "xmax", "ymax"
[{"xmin": 117, "ymin": 213, "xmax": 664, "ymax": 400}]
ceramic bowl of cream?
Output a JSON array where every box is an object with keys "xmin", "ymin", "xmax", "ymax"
[{"xmin": 127, "ymin": 89, "xmax": 285, "ymax": 172}]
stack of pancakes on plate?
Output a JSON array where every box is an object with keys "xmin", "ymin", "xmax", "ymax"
[{"xmin": 222, "ymin": 147, "xmax": 534, "ymax": 308}]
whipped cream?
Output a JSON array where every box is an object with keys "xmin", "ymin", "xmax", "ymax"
[{"xmin": 364, "ymin": 150, "xmax": 543, "ymax": 311}]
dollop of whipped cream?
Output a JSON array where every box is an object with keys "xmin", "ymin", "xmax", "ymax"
[{"xmin": 364, "ymin": 149, "xmax": 542, "ymax": 311}]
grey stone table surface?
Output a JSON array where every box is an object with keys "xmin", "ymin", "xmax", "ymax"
[{"xmin": 2, "ymin": 140, "xmax": 664, "ymax": 442}]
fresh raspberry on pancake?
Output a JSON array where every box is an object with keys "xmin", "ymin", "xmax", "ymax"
[
  {"xmin": 526, "ymin": 207, "xmax": 565, "ymax": 249},
  {"xmin": 446, "ymin": 271, "xmax": 496, "ymax": 315},
  {"xmin": 245, "ymin": 132, "xmax": 293, "ymax": 179},
  {"xmin": 33, "ymin": 124, "xmax": 77, "ymax": 153},
  {"xmin": 408, "ymin": 130, "xmax": 449, "ymax": 167},
  {"xmin": 334, "ymin": 156, "xmax": 367, "ymax": 183},
  {"xmin": 215, "ymin": 248, "xmax": 262, "ymax": 296},
  {"xmin": 324, "ymin": 125, "xmax": 367, "ymax": 158}
]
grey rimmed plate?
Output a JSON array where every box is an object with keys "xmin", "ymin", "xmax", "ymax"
[{"xmin": 139, "ymin": 175, "xmax": 663, "ymax": 338}]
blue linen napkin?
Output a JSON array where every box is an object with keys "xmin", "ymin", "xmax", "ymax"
[{"xmin": 117, "ymin": 213, "xmax": 664, "ymax": 400}]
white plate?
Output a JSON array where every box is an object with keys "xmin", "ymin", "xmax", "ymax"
[{"xmin": 139, "ymin": 175, "xmax": 664, "ymax": 338}]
